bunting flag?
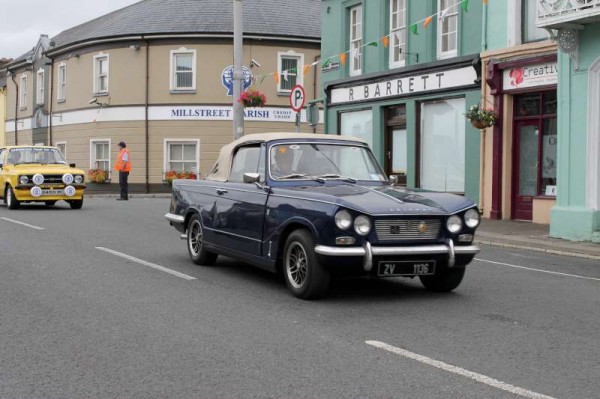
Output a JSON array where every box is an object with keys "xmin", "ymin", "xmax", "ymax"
[
  {"xmin": 322, "ymin": 58, "xmax": 331, "ymax": 68},
  {"xmin": 461, "ymin": 0, "xmax": 469, "ymax": 12},
  {"xmin": 340, "ymin": 52, "xmax": 347, "ymax": 66},
  {"xmin": 382, "ymin": 36, "xmax": 389, "ymax": 48},
  {"xmin": 367, "ymin": 41, "xmax": 378, "ymax": 47},
  {"xmin": 303, "ymin": 64, "xmax": 310, "ymax": 76},
  {"xmin": 423, "ymin": 16, "xmax": 433, "ymax": 28},
  {"xmin": 282, "ymin": 70, "xmax": 289, "ymax": 81},
  {"xmin": 410, "ymin": 24, "xmax": 418, "ymax": 35},
  {"xmin": 273, "ymin": 74, "xmax": 279, "ymax": 85}
]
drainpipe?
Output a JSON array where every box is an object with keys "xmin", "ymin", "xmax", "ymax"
[
  {"xmin": 313, "ymin": 54, "xmax": 320, "ymax": 134},
  {"xmin": 10, "ymin": 70, "xmax": 18, "ymax": 145},
  {"xmin": 481, "ymin": 0, "xmax": 488, "ymax": 52},
  {"xmin": 47, "ymin": 57, "xmax": 54, "ymax": 145},
  {"xmin": 144, "ymin": 37, "xmax": 150, "ymax": 193}
]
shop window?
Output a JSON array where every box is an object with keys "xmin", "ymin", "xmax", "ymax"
[
  {"xmin": 165, "ymin": 140, "xmax": 199, "ymax": 174},
  {"xmin": 36, "ymin": 69, "xmax": 44, "ymax": 105},
  {"xmin": 170, "ymin": 49, "xmax": 196, "ymax": 92},
  {"xmin": 57, "ymin": 63, "xmax": 67, "ymax": 102},
  {"xmin": 91, "ymin": 139, "xmax": 111, "ymax": 175},
  {"xmin": 349, "ymin": 4, "xmax": 363, "ymax": 76},
  {"xmin": 420, "ymin": 98, "xmax": 465, "ymax": 192},
  {"xmin": 389, "ymin": 0, "xmax": 407, "ymax": 68},
  {"xmin": 93, "ymin": 54, "xmax": 109, "ymax": 94},
  {"xmin": 340, "ymin": 109, "xmax": 373, "ymax": 149},
  {"xmin": 437, "ymin": 0, "xmax": 459, "ymax": 59},
  {"xmin": 278, "ymin": 51, "xmax": 304, "ymax": 93}
]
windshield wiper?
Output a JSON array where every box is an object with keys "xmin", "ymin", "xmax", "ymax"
[
  {"xmin": 315, "ymin": 174, "xmax": 357, "ymax": 184},
  {"xmin": 277, "ymin": 173, "xmax": 307, "ymax": 180}
]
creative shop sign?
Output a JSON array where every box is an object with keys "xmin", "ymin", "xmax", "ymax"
[
  {"xmin": 151, "ymin": 106, "xmax": 296, "ymax": 122},
  {"xmin": 221, "ymin": 66, "xmax": 252, "ymax": 96},
  {"xmin": 503, "ymin": 63, "xmax": 558, "ymax": 91},
  {"xmin": 330, "ymin": 66, "xmax": 478, "ymax": 105}
]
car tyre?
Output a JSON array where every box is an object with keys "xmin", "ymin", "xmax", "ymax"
[
  {"xmin": 69, "ymin": 199, "xmax": 83, "ymax": 210},
  {"xmin": 45, "ymin": 201, "xmax": 57, "ymax": 207},
  {"xmin": 283, "ymin": 229, "xmax": 330, "ymax": 299},
  {"xmin": 187, "ymin": 214, "xmax": 217, "ymax": 265},
  {"xmin": 6, "ymin": 186, "xmax": 20, "ymax": 209},
  {"xmin": 419, "ymin": 266, "xmax": 465, "ymax": 292}
]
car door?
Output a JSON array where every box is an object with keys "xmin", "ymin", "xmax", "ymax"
[{"xmin": 212, "ymin": 144, "xmax": 268, "ymax": 257}]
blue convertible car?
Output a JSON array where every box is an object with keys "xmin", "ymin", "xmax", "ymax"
[{"xmin": 165, "ymin": 133, "xmax": 480, "ymax": 299}]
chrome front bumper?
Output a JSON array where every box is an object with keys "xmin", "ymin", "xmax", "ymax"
[
  {"xmin": 165, "ymin": 212, "xmax": 185, "ymax": 224},
  {"xmin": 314, "ymin": 239, "xmax": 480, "ymax": 272}
]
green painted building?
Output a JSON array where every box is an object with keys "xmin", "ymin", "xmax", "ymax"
[{"xmin": 321, "ymin": 0, "xmax": 484, "ymax": 203}]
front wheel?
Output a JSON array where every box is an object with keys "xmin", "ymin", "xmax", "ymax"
[
  {"xmin": 419, "ymin": 267, "xmax": 465, "ymax": 292},
  {"xmin": 69, "ymin": 199, "xmax": 83, "ymax": 209},
  {"xmin": 6, "ymin": 186, "xmax": 20, "ymax": 209},
  {"xmin": 187, "ymin": 214, "xmax": 217, "ymax": 265},
  {"xmin": 283, "ymin": 229, "xmax": 330, "ymax": 299}
]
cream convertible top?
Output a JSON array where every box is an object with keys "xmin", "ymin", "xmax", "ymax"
[{"xmin": 206, "ymin": 133, "xmax": 367, "ymax": 182}]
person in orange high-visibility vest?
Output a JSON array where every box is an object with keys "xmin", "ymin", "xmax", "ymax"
[{"xmin": 115, "ymin": 141, "xmax": 131, "ymax": 200}]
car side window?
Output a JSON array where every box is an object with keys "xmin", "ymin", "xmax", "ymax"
[
  {"xmin": 0, "ymin": 149, "xmax": 6, "ymax": 166},
  {"xmin": 229, "ymin": 145, "xmax": 264, "ymax": 183}
]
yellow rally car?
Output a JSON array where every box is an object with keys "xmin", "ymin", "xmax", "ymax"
[{"xmin": 0, "ymin": 146, "xmax": 86, "ymax": 209}]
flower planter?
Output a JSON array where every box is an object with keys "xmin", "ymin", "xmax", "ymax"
[{"xmin": 470, "ymin": 119, "xmax": 491, "ymax": 130}]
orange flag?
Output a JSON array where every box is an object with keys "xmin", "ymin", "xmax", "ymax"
[
  {"xmin": 274, "ymin": 74, "xmax": 279, "ymax": 84},
  {"xmin": 303, "ymin": 64, "xmax": 310, "ymax": 76},
  {"xmin": 382, "ymin": 36, "xmax": 389, "ymax": 48},
  {"xmin": 483, "ymin": 0, "xmax": 488, "ymax": 3},
  {"xmin": 423, "ymin": 16, "xmax": 433, "ymax": 28},
  {"xmin": 340, "ymin": 53, "xmax": 347, "ymax": 66}
]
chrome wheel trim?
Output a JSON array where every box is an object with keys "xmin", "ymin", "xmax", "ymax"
[
  {"xmin": 6, "ymin": 188, "xmax": 12, "ymax": 207},
  {"xmin": 188, "ymin": 219, "xmax": 202, "ymax": 257},
  {"xmin": 286, "ymin": 242, "xmax": 308, "ymax": 289}
]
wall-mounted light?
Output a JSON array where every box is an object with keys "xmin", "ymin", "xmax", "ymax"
[
  {"xmin": 129, "ymin": 44, "xmax": 140, "ymax": 51},
  {"xmin": 89, "ymin": 97, "xmax": 109, "ymax": 107}
]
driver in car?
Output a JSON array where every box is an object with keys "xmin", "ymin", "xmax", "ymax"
[
  {"xmin": 9, "ymin": 151, "xmax": 21, "ymax": 165},
  {"xmin": 271, "ymin": 146, "xmax": 295, "ymax": 178}
]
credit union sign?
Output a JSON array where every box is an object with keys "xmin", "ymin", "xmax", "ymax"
[{"xmin": 330, "ymin": 66, "xmax": 478, "ymax": 105}]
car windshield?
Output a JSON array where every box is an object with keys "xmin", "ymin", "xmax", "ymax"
[
  {"xmin": 269, "ymin": 143, "xmax": 386, "ymax": 181},
  {"xmin": 8, "ymin": 148, "xmax": 68, "ymax": 165}
]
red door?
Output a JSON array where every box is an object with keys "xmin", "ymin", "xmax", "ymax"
[{"xmin": 512, "ymin": 120, "xmax": 540, "ymax": 220}]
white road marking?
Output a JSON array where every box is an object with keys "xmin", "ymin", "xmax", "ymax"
[
  {"xmin": 475, "ymin": 258, "xmax": 600, "ymax": 282},
  {"xmin": 0, "ymin": 217, "xmax": 45, "ymax": 230},
  {"xmin": 366, "ymin": 341, "xmax": 556, "ymax": 399},
  {"xmin": 95, "ymin": 247, "xmax": 196, "ymax": 281}
]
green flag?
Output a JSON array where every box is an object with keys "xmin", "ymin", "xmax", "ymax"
[
  {"xmin": 461, "ymin": 0, "xmax": 469, "ymax": 12},
  {"xmin": 367, "ymin": 41, "xmax": 378, "ymax": 47},
  {"xmin": 410, "ymin": 24, "xmax": 418, "ymax": 35},
  {"xmin": 322, "ymin": 58, "xmax": 331, "ymax": 68}
]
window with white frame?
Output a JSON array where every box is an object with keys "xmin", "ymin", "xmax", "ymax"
[
  {"xmin": 349, "ymin": 4, "xmax": 363, "ymax": 76},
  {"xmin": 93, "ymin": 54, "xmax": 109, "ymax": 94},
  {"xmin": 437, "ymin": 0, "xmax": 459, "ymax": 59},
  {"xmin": 57, "ymin": 63, "xmax": 67, "ymax": 101},
  {"xmin": 390, "ymin": 0, "xmax": 407, "ymax": 68},
  {"xmin": 36, "ymin": 69, "xmax": 44, "ymax": 105},
  {"xmin": 56, "ymin": 142, "xmax": 66, "ymax": 158},
  {"xmin": 91, "ymin": 140, "xmax": 110, "ymax": 173},
  {"xmin": 165, "ymin": 140, "xmax": 199, "ymax": 174},
  {"xmin": 19, "ymin": 74, "xmax": 27, "ymax": 109},
  {"xmin": 170, "ymin": 49, "xmax": 196, "ymax": 91},
  {"xmin": 522, "ymin": 0, "xmax": 549, "ymax": 43},
  {"xmin": 278, "ymin": 51, "xmax": 304, "ymax": 92}
]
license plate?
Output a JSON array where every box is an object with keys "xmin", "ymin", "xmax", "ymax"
[
  {"xmin": 377, "ymin": 260, "xmax": 436, "ymax": 277},
  {"xmin": 41, "ymin": 189, "xmax": 64, "ymax": 196}
]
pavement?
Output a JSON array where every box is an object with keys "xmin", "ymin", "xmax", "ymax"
[{"xmin": 92, "ymin": 193, "xmax": 600, "ymax": 261}]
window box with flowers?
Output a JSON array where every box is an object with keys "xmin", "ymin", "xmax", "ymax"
[
  {"xmin": 88, "ymin": 168, "xmax": 110, "ymax": 184},
  {"xmin": 238, "ymin": 89, "xmax": 267, "ymax": 108},
  {"xmin": 163, "ymin": 170, "xmax": 198, "ymax": 186},
  {"xmin": 465, "ymin": 104, "xmax": 497, "ymax": 130}
]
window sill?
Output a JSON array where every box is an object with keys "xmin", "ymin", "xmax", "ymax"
[
  {"xmin": 93, "ymin": 92, "xmax": 109, "ymax": 97},
  {"xmin": 19, "ymin": 107, "xmax": 27, "ymax": 111},
  {"xmin": 57, "ymin": 99, "xmax": 66, "ymax": 103},
  {"xmin": 170, "ymin": 89, "xmax": 196, "ymax": 94},
  {"xmin": 534, "ymin": 195, "xmax": 557, "ymax": 200}
]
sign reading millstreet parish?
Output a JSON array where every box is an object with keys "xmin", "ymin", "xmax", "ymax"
[
  {"xmin": 330, "ymin": 66, "xmax": 478, "ymax": 105},
  {"xmin": 150, "ymin": 106, "xmax": 296, "ymax": 122}
]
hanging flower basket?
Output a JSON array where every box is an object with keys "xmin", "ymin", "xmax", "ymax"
[
  {"xmin": 465, "ymin": 104, "xmax": 497, "ymax": 130},
  {"xmin": 238, "ymin": 89, "xmax": 267, "ymax": 108}
]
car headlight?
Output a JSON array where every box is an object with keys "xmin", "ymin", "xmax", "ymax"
[
  {"xmin": 62, "ymin": 173, "xmax": 74, "ymax": 185},
  {"xmin": 32, "ymin": 174, "xmax": 45, "ymax": 185},
  {"xmin": 19, "ymin": 175, "xmax": 29, "ymax": 185},
  {"xmin": 464, "ymin": 208, "xmax": 480, "ymax": 229},
  {"xmin": 446, "ymin": 215, "xmax": 463, "ymax": 234},
  {"xmin": 335, "ymin": 210, "xmax": 352, "ymax": 230},
  {"xmin": 354, "ymin": 215, "xmax": 372, "ymax": 236},
  {"xmin": 74, "ymin": 175, "xmax": 84, "ymax": 184}
]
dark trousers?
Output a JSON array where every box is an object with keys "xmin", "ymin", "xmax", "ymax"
[{"xmin": 119, "ymin": 171, "xmax": 129, "ymax": 199}]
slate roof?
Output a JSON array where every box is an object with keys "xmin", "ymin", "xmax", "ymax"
[{"xmin": 50, "ymin": 0, "xmax": 321, "ymax": 52}]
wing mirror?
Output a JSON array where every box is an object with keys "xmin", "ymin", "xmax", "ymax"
[
  {"xmin": 243, "ymin": 173, "xmax": 261, "ymax": 184},
  {"xmin": 69, "ymin": 163, "xmax": 76, "ymax": 168},
  {"xmin": 389, "ymin": 175, "xmax": 399, "ymax": 185}
]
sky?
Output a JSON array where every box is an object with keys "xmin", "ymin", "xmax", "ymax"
[{"xmin": 0, "ymin": 0, "xmax": 141, "ymax": 59}]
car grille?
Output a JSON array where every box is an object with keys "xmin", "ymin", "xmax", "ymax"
[
  {"xmin": 375, "ymin": 218, "xmax": 443, "ymax": 241},
  {"xmin": 24, "ymin": 174, "xmax": 65, "ymax": 184}
]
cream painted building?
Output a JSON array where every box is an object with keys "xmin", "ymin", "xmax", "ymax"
[{"xmin": 2, "ymin": 0, "xmax": 322, "ymax": 192}]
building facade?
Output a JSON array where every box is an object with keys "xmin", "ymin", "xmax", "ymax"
[
  {"xmin": 3, "ymin": 0, "xmax": 322, "ymax": 192},
  {"xmin": 537, "ymin": 0, "xmax": 600, "ymax": 242},
  {"xmin": 480, "ymin": 0, "xmax": 558, "ymax": 224},
  {"xmin": 0, "ymin": 58, "xmax": 10, "ymax": 147},
  {"xmin": 321, "ymin": 0, "xmax": 484, "ymax": 203}
]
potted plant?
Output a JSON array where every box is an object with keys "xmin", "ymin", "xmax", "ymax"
[
  {"xmin": 88, "ymin": 168, "xmax": 109, "ymax": 184},
  {"xmin": 238, "ymin": 89, "xmax": 267, "ymax": 108},
  {"xmin": 164, "ymin": 170, "xmax": 198, "ymax": 186},
  {"xmin": 465, "ymin": 104, "xmax": 497, "ymax": 129}
]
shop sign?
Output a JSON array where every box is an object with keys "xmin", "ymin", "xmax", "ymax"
[
  {"xmin": 503, "ymin": 63, "xmax": 557, "ymax": 91},
  {"xmin": 151, "ymin": 106, "xmax": 297, "ymax": 122},
  {"xmin": 330, "ymin": 66, "xmax": 477, "ymax": 105}
]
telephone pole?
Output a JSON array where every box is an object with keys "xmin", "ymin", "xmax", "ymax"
[{"xmin": 232, "ymin": 0, "xmax": 244, "ymax": 139}]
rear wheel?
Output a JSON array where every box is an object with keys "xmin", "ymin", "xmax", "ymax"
[
  {"xmin": 419, "ymin": 267, "xmax": 465, "ymax": 292},
  {"xmin": 283, "ymin": 229, "xmax": 330, "ymax": 299},
  {"xmin": 187, "ymin": 214, "xmax": 217, "ymax": 265},
  {"xmin": 6, "ymin": 186, "xmax": 20, "ymax": 209}
]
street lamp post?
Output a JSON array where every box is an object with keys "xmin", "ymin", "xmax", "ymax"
[{"xmin": 232, "ymin": 0, "xmax": 244, "ymax": 139}]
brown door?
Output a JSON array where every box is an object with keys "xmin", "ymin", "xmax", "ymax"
[
  {"xmin": 384, "ymin": 106, "xmax": 407, "ymax": 185},
  {"xmin": 512, "ymin": 120, "xmax": 540, "ymax": 220}
]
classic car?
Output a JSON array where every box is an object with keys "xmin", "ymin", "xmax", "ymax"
[
  {"xmin": 165, "ymin": 133, "xmax": 480, "ymax": 299},
  {"xmin": 0, "ymin": 146, "xmax": 86, "ymax": 209}
]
